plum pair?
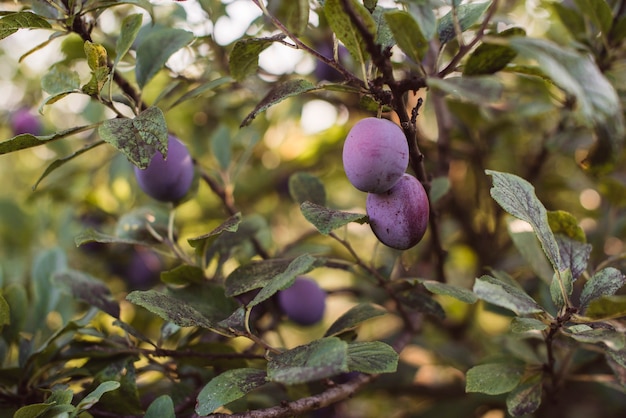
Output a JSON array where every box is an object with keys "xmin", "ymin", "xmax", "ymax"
[{"xmin": 342, "ymin": 117, "xmax": 429, "ymax": 250}]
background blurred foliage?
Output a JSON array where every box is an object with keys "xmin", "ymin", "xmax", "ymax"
[{"xmin": 1, "ymin": 0, "xmax": 626, "ymax": 417}]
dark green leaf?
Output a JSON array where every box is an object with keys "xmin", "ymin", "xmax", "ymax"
[
  {"xmin": 241, "ymin": 79, "xmax": 317, "ymax": 127},
  {"xmin": 114, "ymin": 13, "xmax": 143, "ymax": 67},
  {"xmin": 286, "ymin": 0, "xmax": 309, "ymax": 35},
  {"xmin": 384, "ymin": 10, "xmax": 428, "ymax": 63},
  {"xmin": 289, "ymin": 172, "xmax": 326, "ymax": 206},
  {"xmin": 98, "ymin": 106, "xmax": 168, "ymax": 169},
  {"xmin": 76, "ymin": 381, "xmax": 121, "ymax": 412},
  {"xmin": 300, "ymin": 201, "xmax": 367, "ymax": 235},
  {"xmin": 135, "ymin": 28, "xmax": 194, "ymax": 88},
  {"xmin": 225, "ymin": 258, "xmax": 296, "ymax": 297},
  {"xmin": 564, "ymin": 325, "xmax": 626, "ymax": 351},
  {"xmin": 466, "ymin": 362, "xmax": 525, "ymax": 395},
  {"xmin": 552, "ymin": 3, "xmax": 585, "ymax": 40},
  {"xmin": 421, "ymin": 280, "xmax": 478, "ymax": 304},
  {"xmin": 574, "ymin": 0, "xmax": 612, "ymax": 34},
  {"xmin": 267, "ymin": 337, "xmax": 349, "ymax": 385},
  {"xmin": 486, "ymin": 170, "xmax": 563, "ymax": 273},
  {"xmin": 427, "ymin": 76, "xmax": 503, "ymax": 104},
  {"xmin": 0, "ymin": 124, "xmax": 94, "ymax": 155},
  {"xmin": 75, "ymin": 228, "xmax": 153, "ymax": 248},
  {"xmin": 510, "ymin": 317, "xmax": 547, "ymax": 333},
  {"xmin": 0, "ymin": 294, "xmax": 9, "ymax": 328},
  {"xmin": 398, "ymin": 290, "xmax": 445, "ymax": 318},
  {"xmin": 585, "ymin": 295, "xmax": 626, "ymax": 320},
  {"xmin": 473, "ymin": 275, "xmax": 544, "ymax": 315},
  {"xmin": 580, "ymin": 267, "xmax": 626, "ymax": 309},
  {"xmin": 52, "ymin": 270, "xmax": 120, "ymax": 318},
  {"xmin": 33, "ymin": 140, "xmax": 105, "ymax": 190},
  {"xmin": 145, "ymin": 395, "xmax": 174, "ymax": 418},
  {"xmin": 160, "ymin": 265, "xmax": 205, "ymax": 286},
  {"xmin": 325, "ymin": 303, "xmax": 387, "ymax": 337},
  {"xmin": 437, "ymin": 2, "xmax": 491, "ymax": 44},
  {"xmin": 196, "ymin": 368, "xmax": 267, "ymax": 415},
  {"xmin": 506, "ymin": 373, "xmax": 543, "ymax": 417},
  {"xmin": 188, "ymin": 212, "xmax": 242, "ymax": 249},
  {"xmin": 0, "ymin": 12, "xmax": 52, "ymax": 40},
  {"xmin": 464, "ymin": 27, "xmax": 525, "ymax": 75},
  {"xmin": 249, "ymin": 254, "xmax": 320, "ymax": 307},
  {"xmin": 324, "ymin": 0, "xmax": 376, "ymax": 63},
  {"xmin": 347, "ymin": 341, "xmax": 398, "ymax": 374},
  {"xmin": 169, "ymin": 76, "xmax": 233, "ymax": 109},
  {"xmin": 229, "ymin": 35, "xmax": 283, "ymax": 82}
]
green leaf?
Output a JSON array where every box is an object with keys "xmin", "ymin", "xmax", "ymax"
[
  {"xmin": 187, "ymin": 212, "xmax": 242, "ymax": 249},
  {"xmin": 564, "ymin": 325, "xmax": 626, "ymax": 351},
  {"xmin": 300, "ymin": 201, "xmax": 367, "ymax": 235},
  {"xmin": 135, "ymin": 28, "xmax": 194, "ymax": 88},
  {"xmin": 225, "ymin": 258, "xmax": 297, "ymax": 297},
  {"xmin": 486, "ymin": 170, "xmax": 562, "ymax": 273},
  {"xmin": 160, "ymin": 265, "xmax": 205, "ymax": 286},
  {"xmin": 229, "ymin": 35, "xmax": 283, "ymax": 82},
  {"xmin": 41, "ymin": 63, "xmax": 80, "ymax": 96},
  {"xmin": 429, "ymin": 176, "xmax": 450, "ymax": 205},
  {"xmin": 98, "ymin": 106, "xmax": 168, "ymax": 169},
  {"xmin": 241, "ymin": 79, "xmax": 317, "ymax": 127},
  {"xmin": 506, "ymin": 373, "xmax": 543, "ymax": 417},
  {"xmin": 115, "ymin": 13, "xmax": 143, "ymax": 67},
  {"xmin": 555, "ymin": 235, "xmax": 591, "ymax": 281},
  {"xmin": 52, "ymin": 270, "xmax": 120, "ymax": 318},
  {"xmin": 289, "ymin": 173, "xmax": 326, "ymax": 206},
  {"xmin": 507, "ymin": 220, "xmax": 554, "ymax": 283},
  {"xmin": 75, "ymin": 228, "xmax": 152, "ymax": 248},
  {"xmin": 0, "ymin": 11, "xmax": 52, "ymax": 41},
  {"xmin": 507, "ymin": 37, "xmax": 624, "ymax": 153},
  {"xmin": 466, "ymin": 362, "xmax": 525, "ymax": 395},
  {"xmin": 372, "ymin": 7, "xmax": 395, "ymax": 50},
  {"xmin": 384, "ymin": 10, "xmax": 428, "ymax": 63},
  {"xmin": 0, "ymin": 124, "xmax": 94, "ymax": 155},
  {"xmin": 169, "ymin": 76, "xmax": 233, "ymax": 109},
  {"xmin": 473, "ymin": 275, "xmax": 544, "ymax": 315},
  {"xmin": 398, "ymin": 289, "xmax": 445, "ymax": 319},
  {"xmin": 585, "ymin": 295, "xmax": 626, "ymax": 320},
  {"xmin": 196, "ymin": 368, "xmax": 267, "ymax": 415},
  {"xmin": 85, "ymin": 41, "xmax": 108, "ymax": 71},
  {"xmin": 347, "ymin": 341, "xmax": 398, "ymax": 374},
  {"xmin": 548, "ymin": 210, "xmax": 586, "ymax": 243},
  {"xmin": 286, "ymin": 0, "xmax": 309, "ymax": 36},
  {"xmin": 437, "ymin": 2, "xmax": 491, "ymax": 44},
  {"xmin": 210, "ymin": 125, "xmax": 232, "ymax": 171},
  {"xmin": 574, "ymin": 0, "xmax": 612, "ymax": 34},
  {"xmin": 0, "ymin": 293, "xmax": 9, "ymax": 328},
  {"xmin": 427, "ymin": 76, "xmax": 503, "ymax": 104},
  {"xmin": 33, "ymin": 140, "xmax": 105, "ymax": 190},
  {"xmin": 325, "ymin": 303, "xmax": 387, "ymax": 337},
  {"xmin": 126, "ymin": 290, "xmax": 226, "ymax": 332},
  {"xmin": 267, "ymin": 337, "xmax": 349, "ymax": 385},
  {"xmin": 76, "ymin": 381, "xmax": 121, "ymax": 412},
  {"xmin": 14, "ymin": 404, "xmax": 52, "ymax": 418},
  {"xmin": 145, "ymin": 395, "xmax": 175, "ymax": 418},
  {"xmin": 510, "ymin": 317, "xmax": 547, "ymax": 333},
  {"xmin": 31, "ymin": 247, "xmax": 67, "ymax": 332},
  {"xmin": 249, "ymin": 254, "xmax": 320, "ymax": 307},
  {"xmin": 552, "ymin": 3, "xmax": 585, "ymax": 41},
  {"xmin": 464, "ymin": 27, "xmax": 525, "ymax": 75},
  {"xmin": 324, "ymin": 0, "xmax": 376, "ymax": 63},
  {"xmin": 421, "ymin": 280, "xmax": 478, "ymax": 304},
  {"xmin": 580, "ymin": 267, "xmax": 626, "ymax": 309}
]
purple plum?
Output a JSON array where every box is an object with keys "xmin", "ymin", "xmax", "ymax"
[
  {"xmin": 342, "ymin": 117, "xmax": 409, "ymax": 193},
  {"xmin": 277, "ymin": 276, "xmax": 326, "ymax": 326},
  {"xmin": 124, "ymin": 247, "xmax": 163, "ymax": 289},
  {"xmin": 11, "ymin": 108, "xmax": 42, "ymax": 136},
  {"xmin": 134, "ymin": 135, "xmax": 194, "ymax": 202},
  {"xmin": 366, "ymin": 173, "xmax": 429, "ymax": 250}
]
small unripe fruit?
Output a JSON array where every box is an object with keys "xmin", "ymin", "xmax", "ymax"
[
  {"xmin": 277, "ymin": 276, "xmax": 326, "ymax": 326},
  {"xmin": 11, "ymin": 108, "xmax": 42, "ymax": 136},
  {"xmin": 134, "ymin": 135, "xmax": 194, "ymax": 202},
  {"xmin": 342, "ymin": 117, "xmax": 409, "ymax": 193},
  {"xmin": 366, "ymin": 173, "xmax": 429, "ymax": 250}
]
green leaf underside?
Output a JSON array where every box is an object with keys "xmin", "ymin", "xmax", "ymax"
[
  {"xmin": 249, "ymin": 254, "xmax": 320, "ymax": 307},
  {"xmin": 268, "ymin": 338, "xmax": 349, "ymax": 385},
  {"xmin": 241, "ymin": 79, "xmax": 317, "ymax": 127},
  {"xmin": 289, "ymin": 172, "xmax": 327, "ymax": 206},
  {"xmin": 195, "ymin": 368, "xmax": 268, "ymax": 415},
  {"xmin": 438, "ymin": 2, "xmax": 491, "ymax": 44},
  {"xmin": 564, "ymin": 325, "xmax": 626, "ymax": 351},
  {"xmin": 427, "ymin": 76, "xmax": 503, "ymax": 104},
  {"xmin": 325, "ymin": 303, "xmax": 387, "ymax": 337},
  {"xmin": 473, "ymin": 275, "xmax": 544, "ymax": 315},
  {"xmin": 421, "ymin": 280, "xmax": 478, "ymax": 304},
  {"xmin": 41, "ymin": 64, "xmax": 80, "ymax": 95},
  {"xmin": 98, "ymin": 106, "xmax": 168, "ymax": 169},
  {"xmin": 300, "ymin": 201, "xmax": 367, "ymax": 235},
  {"xmin": 510, "ymin": 317, "xmax": 547, "ymax": 333},
  {"xmin": 52, "ymin": 270, "xmax": 120, "ymax": 318},
  {"xmin": 145, "ymin": 395, "xmax": 174, "ymax": 418},
  {"xmin": 347, "ymin": 341, "xmax": 398, "ymax": 374},
  {"xmin": 466, "ymin": 362, "xmax": 525, "ymax": 395},
  {"xmin": 75, "ymin": 228, "xmax": 153, "ymax": 248},
  {"xmin": 0, "ymin": 12, "xmax": 52, "ymax": 41},
  {"xmin": 384, "ymin": 10, "xmax": 428, "ymax": 63},
  {"xmin": 135, "ymin": 28, "xmax": 194, "ymax": 88},
  {"xmin": 486, "ymin": 170, "xmax": 563, "ymax": 272},
  {"xmin": 580, "ymin": 267, "xmax": 626, "ymax": 309},
  {"xmin": 506, "ymin": 373, "xmax": 543, "ymax": 417},
  {"xmin": 229, "ymin": 36, "xmax": 284, "ymax": 82},
  {"xmin": 324, "ymin": 0, "xmax": 376, "ymax": 64}
]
